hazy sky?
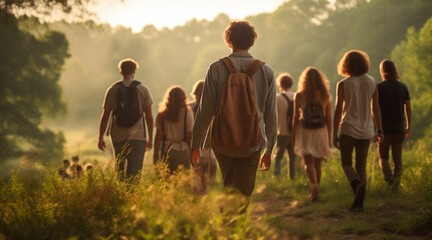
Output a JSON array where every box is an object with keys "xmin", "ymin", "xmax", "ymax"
[{"xmin": 89, "ymin": 0, "xmax": 287, "ymax": 32}]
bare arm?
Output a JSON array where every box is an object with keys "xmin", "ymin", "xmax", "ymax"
[
  {"xmin": 291, "ymin": 94, "xmax": 300, "ymax": 148},
  {"xmin": 371, "ymin": 86, "xmax": 384, "ymax": 142},
  {"xmin": 143, "ymin": 105, "xmax": 154, "ymax": 151},
  {"xmin": 153, "ymin": 129, "xmax": 163, "ymax": 165},
  {"xmin": 333, "ymin": 81, "xmax": 344, "ymax": 149},
  {"xmin": 98, "ymin": 109, "xmax": 111, "ymax": 151},
  {"xmin": 153, "ymin": 114, "xmax": 163, "ymax": 165},
  {"xmin": 405, "ymin": 100, "xmax": 412, "ymax": 138},
  {"xmin": 325, "ymin": 101, "xmax": 332, "ymax": 148}
]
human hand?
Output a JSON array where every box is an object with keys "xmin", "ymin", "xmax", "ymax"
[
  {"xmin": 405, "ymin": 128, "xmax": 410, "ymax": 139},
  {"xmin": 333, "ymin": 135, "xmax": 340, "ymax": 150},
  {"xmin": 259, "ymin": 154, "xmax": 271, "ymax": 171},
  {"xmin": 146, "ymin": 139, "xmax": 152, "ymax": 151},
  {"xmin": 98, "ymin": 138, "xmax": 106, "ymax": 151},
  {"xmin": 376, "ymin": 132, "xmax": 384, "ymax": 144},
  {"xmin": 190, "ymin": 149, "xmax": 201, "ymax": 169}
]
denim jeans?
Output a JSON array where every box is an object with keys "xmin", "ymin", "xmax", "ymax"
[
  {"xmin": 274, "ymin": 135, "xmax": 296, "ymax": 179},
  {"xmin": 112, "ymin": 140, "xmax": 146, "ymax": 180}
]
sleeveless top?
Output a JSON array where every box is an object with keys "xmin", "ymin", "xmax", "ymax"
[{"xmin": 339, "ymin": 74, "xmax": 376, "ymax": 139}]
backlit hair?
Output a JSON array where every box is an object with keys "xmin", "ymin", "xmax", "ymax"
[
  {"xmin": 118, "ymin": 58, "xmax": 139, "ymax": 76},
  {"xmin": 277, "ymin": 72, "xmax": 293, "ymax": 90},
  {"xmin": 337, "ymin": 50, "xmax": 370, "ymax": 77},
  {"xmin": 224, "ymin": 21, "xmax": 257, "ymax": 50},
  {"xmin": 380, "ymin": 59, "xmax": 400, "ymax": 81},
  {"xmin": 159, "ymin": 86, "xmax": 189, "ymax": 122},
  {"xmin": 297, "ymin": 67, "xmax": 330, "ymax": 104},
  {"xmin": 190, "ymin": 80, "xmax": 204, "ymax": 101}
]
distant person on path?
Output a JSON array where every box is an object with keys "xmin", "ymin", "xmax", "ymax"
[
  {"xmin": 70, "ymin": 155, "xmax": 83, "ymax": 178},
  {"xmin": 153, "ymin": 86, "xmax": 194, "ymax": 173},
  {"xmin": 98, "ymin": 58, "xmax": 154, "ymax": 181},
  {"xmin": 377, "ymin": 59, "xmax": 411, "ymax": 187},
  {"xmin": 189, "ymin": 80, "xmax": 218, "ymax": 195},
  {"xmin": 292, "ymin": 67, "xmax": 332, "ymax": 201},
  {"xmin": 333, "ymin": 50, "xmax": 383, "ymax": 212},
  {"xmin": 274, "ymin": 72, "xmax": 297, "ymax": 179},
  {"xmin": 190, "ymin": 21, "xmax": 277, "ymax": 213},
  {"xmin": 58, "ymin": 159, "xmax": 71, "ymax": 180}
]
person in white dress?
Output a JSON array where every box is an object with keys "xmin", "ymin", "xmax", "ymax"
[{"xmin": 292, "ymin": 67, "xmax": 332, "ymax": 202}]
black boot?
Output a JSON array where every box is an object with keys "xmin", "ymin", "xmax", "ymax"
[{"xmin": 349, "ymin": 180, "xmax": 365, "ymax": 212}]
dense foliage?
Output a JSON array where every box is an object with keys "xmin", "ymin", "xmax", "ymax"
[{"xmin": 48, "ymin": 0, "xmax": 432, "ymax": 141}]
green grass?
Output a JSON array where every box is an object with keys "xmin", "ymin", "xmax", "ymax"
[{"xmin": 0, "ymin": 139, "xmax": 431, "ymax": 239}]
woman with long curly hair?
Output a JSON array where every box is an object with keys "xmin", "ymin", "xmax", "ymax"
[
  {"xmin": 153, "ymin": 86, "xmax": 194, "ymax": 173},
  {"xmin": 292, "ymin": 67, "xmax": 332, "ymax": 202}
]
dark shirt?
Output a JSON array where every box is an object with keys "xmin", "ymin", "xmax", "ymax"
[{"xmin": 377, "ymin": 80, "xmax": 410, "ymax": 134}]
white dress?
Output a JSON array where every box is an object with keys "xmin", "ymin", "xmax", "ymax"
[{"xmin": 294, "ymin": 96, "xmax": 332, "ymax": 159}]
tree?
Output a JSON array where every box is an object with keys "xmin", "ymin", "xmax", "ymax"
[
  {"xmin": 0, "ymin": 0, "xmax": 89, "ymax": 163},
  {"xmin": 392, "ymin": 16, "xmax": 432, "ymax": 141}
]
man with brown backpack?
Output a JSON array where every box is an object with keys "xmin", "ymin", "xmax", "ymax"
[{"xmin": 190, "ymin": 21, "xmax": 277, "ymax": 213}]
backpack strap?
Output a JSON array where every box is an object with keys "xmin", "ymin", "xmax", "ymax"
[
  {"xmin": 246, "ymin": 59, "xmax": 265, "ymax": 77},
  {"xmin": 220, "ymin": 57, "xmax": 237, "ymax": 73}
]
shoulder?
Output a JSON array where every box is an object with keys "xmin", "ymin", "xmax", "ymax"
[{"xmin": 261, "ymin": 62, "xmax": 274, "ymax": 76}]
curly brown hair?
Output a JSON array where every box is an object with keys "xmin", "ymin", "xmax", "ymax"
[
  {"xmin": 158, "ymin": 86, "xmax": 189, "ymax": 122},
  {"xmin": 337, "ymin": 50, "xmax": 370, "ymax": 77},
  {"xmin": 296, "ymin": 67, "xmax": 330, "ymax": 104},
  {"xmin": 380, "ymin": 59, "xmax": 400, "ymax": 81},
  {"xmin": 224, "ymin": 21, "xmax": 257, "ymax": 50}
]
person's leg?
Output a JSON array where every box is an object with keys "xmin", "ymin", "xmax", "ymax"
[
  {"xmin": 125, "ymin": 140, "xmax": 146, "ymax": 179},
  {"xmin": 214, "ymin": 151, "xmax": 235, "ymax": 191},
  {"xmin": 354, "ymin": 138, "xmax": 370, "ymax": 186},
  {"xmin": 112, "ymin": 140, "xmax": 127, "ymax": 180},
  {"xmin": 378, "ymin": 134, "xmax": 393, "ymax": 182},
  {"xmin": 274, "ymin": 135, "xmax": 288, "ymax": 176},
  {"xmin": 304, "ymin": 155, "xmax": 319, "ymax": 201},
  {"xmin": 314, "ymin": 158, "xmax": 322, "ymax": 186},
  {"xmin": 287, "ymin": 137, "xmax": 297, "ymax": 180},
  {"xmin": 340, "ymin": 135, "xmax": 361, "ymax": 191},
  {"xmin": 391, "ymin": 134, "xmax": 405, "ymax": 186},
  {"xmin": 349, "ymin": 138, "xmax": 370, "ymax": 212}
]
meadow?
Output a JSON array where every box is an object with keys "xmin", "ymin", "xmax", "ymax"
[{"xmin": 0, "ymin": 139, "xmax": 431, "ymax": 240}]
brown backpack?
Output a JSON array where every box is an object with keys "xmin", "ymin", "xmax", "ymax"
[{"xmin": 211, "ymin": 57, "xmax": 265, "ymax": 151}]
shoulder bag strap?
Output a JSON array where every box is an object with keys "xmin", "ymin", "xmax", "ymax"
[
  {"xmin": 246, "ymin": 59, "xmax": 265, "ymax": 77},
  {"xmin": 220, "ymin": 57, "xmax": 237, "ymax": 73}
]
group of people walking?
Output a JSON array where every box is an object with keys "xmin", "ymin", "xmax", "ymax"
[{"xmin": 97, "ymin": 20, "xmax": 411, "ymax": 213}]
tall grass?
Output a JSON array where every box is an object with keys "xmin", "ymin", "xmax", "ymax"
[
  {"xmin": 1, "ymin": 138, "xmax": 431, "ymax": 239},
  {"xmin": 0, "ymin": 162, "xmax": 272, "ymax": 239}
]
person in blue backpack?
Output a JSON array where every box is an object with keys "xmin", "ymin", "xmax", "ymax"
[{"xmin": 98, "ymin": 58, "xmax": 154, "ymax": 181}]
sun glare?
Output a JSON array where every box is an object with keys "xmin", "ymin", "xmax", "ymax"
[{"xmin": 90, "ymin": 0, "xmax": 287, "ymax": 32}]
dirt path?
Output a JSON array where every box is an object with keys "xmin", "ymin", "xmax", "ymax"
[{"xmin": 250, "ymin": 193, "xmax": 431, "ymax": 240}]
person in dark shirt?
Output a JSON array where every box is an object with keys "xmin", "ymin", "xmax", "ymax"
[{"xmin": 377, "ymin": 59, "xmax": 412, "ymax": 187}]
